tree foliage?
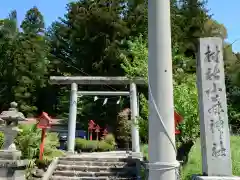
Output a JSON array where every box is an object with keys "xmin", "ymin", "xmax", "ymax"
[
  {"xmin": 49, "ymin": 0, "xmax": 129, "ymax": 76},
  {"xmin": 0, "ymin": 7, "xmax": 49, "ymax": 116}
]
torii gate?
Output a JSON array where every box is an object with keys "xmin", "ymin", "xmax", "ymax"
[{"xmin": 50, "ymin": 76, "xmax": 145, "ymax": 153}]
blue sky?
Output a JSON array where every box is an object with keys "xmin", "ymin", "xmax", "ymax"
[
  {"xmin": 0, "ymin": 0, "xmax": 71, "ymax": 28},
  {"xmin": 208, "ymin": 0, "xmax": 240, "ymax": 52},
  {"xmin": 0, "ymin": 0, "xmax": 240, "ymax": 52}
]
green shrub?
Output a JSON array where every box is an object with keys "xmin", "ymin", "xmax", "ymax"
[
  {"xmin": 0, "ymin": 132, "xmax": 4, "ymax": 149},
  {"xmin": 15, "ymin": 124, "xmax": 40, "ymax": 159},
  {"xmin": 42, "ymin": 132, "xmax": 65, "ymax": 162},
  {"xmin": 75, "ymin": 138, "xmax": 98, "ymax": 152},
  {"xmin": 75, "ymin": 138, "xmax": 116, "ymax": 152},
  {"xmin": 75, "ymin": 138, "xmax": 88, "ymax": 150},
  {"xmin": 103, "ymin": 133, "xmax": 116, "ymax": 146},
  {"xmin": 98, "ymin": 141, "xmax": 115, "ymax": 151},
  {"xmin": 138, "ymin": 94, "xmax": 149, "ymax": 144},
  {"xmin": 116, "ymin": 109, "xmax": 131, "ymax": 147},
  {"xmin": 15, "ymin": 124, "xmax": 65, "ymax": 162},
  {"xmin": 86, "ymin": 140, "xmax": 98, "ymax": 152},
  {"xmin": 75, "ymin": 138, "xmax": 88, "ymax": 151}
]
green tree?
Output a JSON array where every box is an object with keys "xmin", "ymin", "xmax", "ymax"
[
  {"xmin": 125, "ymin": 0, "xmax": 211, "ymax": 72},
  {"xmin": 12, "ymin": 7, "xmax": 49, "ymax": 115},
  {"xmin": 21, "ymin": 7, "xmax": 44, "ymax": 34},
  {"xmin": 126, "ymin": 0, "xmax": 147, "ymax": 38},
  {"xmin": 223, "ymin": 43, "xmax": 238, "ymax": 73},
  {"xmin": 0, "ymin": 11, "xmax": 19, "ymax": 110},
  {"xmin": 225, "ymin": 76, "xmax": 240, "ymax": 131},
  {"xmin": 221, "ymin": 44, "xmax": 240, "ymax": 132},
  {"xmin": 47, "ymin": 0, "xmax": 133, "ymax": 128},
  {"xmin": 204, "ymin": 19, "xmax": 228, "ymax": 39},
  {"xmin": 174, "ymin": 0, "xmax": 209, "ymax": 58},
  {"xmin": 49, "ymin": 0, "xmax": 129, "ymax": 76}
]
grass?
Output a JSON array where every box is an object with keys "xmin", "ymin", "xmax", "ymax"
[{"xmin": 141, "ymin": 136, "xmax": 240, "ymax": 180}]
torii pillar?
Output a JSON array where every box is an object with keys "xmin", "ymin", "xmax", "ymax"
[
  {"xmin": 68, "ymin": 83, "xmax": 78, "ymax": 153},
  {"xmin": 130, "ymin": 82, "xmax": 140, "ymax": 152}
]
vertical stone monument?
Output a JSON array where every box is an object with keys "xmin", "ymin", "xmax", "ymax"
[
  {"xmin": 194, "ymin": 37, "xmax": 240, "ymax": 180},
  {"xmin": 0, "ymin": 102, "xmax": 28, "ymax": 180}
]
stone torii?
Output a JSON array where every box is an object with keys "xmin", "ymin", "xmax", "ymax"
[{"xmin": 50, "ymin": 76, "xmax": 145, "ymax": 153}]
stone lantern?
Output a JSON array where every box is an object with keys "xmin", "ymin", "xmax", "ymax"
[{"xmin": 0, "ymin": 102, "xmax": 28, "ymax": 179}]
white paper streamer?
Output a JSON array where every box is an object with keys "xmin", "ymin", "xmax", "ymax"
[
  {"xmin": 103, "ymin": 98, "xmax": 108, "ymax": 105},
  {"xmin": 94, "ymin": 96, "xmax": 98, "ymax": 101}
]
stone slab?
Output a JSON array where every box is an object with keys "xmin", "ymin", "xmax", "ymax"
[
  {"xmin": 13, "ymin": 170, "xmax": 25, "ymax": 180},
  {"xmin": 0, "ymin": 150, "xmax": 21, "ymax": 160},
  {"xmin": 0, "ymin": 168, "xmax": 25, "ymax": 180},
  {"xmin": 193, "ymin": 176, "xmax": 240, "ymax": 180},
  {"xmin": 0, "ymin": 160, "xmax": 28, "ymax": 167},
  {"xmin": 197, "ymin": 37, "xmax": 232, "ymax": 176},
  {"xmin": 0, "ymin": 168, "xmax": 12, "ymax": 178},
  {"xmin": 0, "ymin": 126, "xmax": 19, "ymax": 150}
]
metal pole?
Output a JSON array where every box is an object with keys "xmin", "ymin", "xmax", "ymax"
[
  {"xmin": 67, "ymin": 83, "xmax": 78, "ymax": 153},
  {"xmin": 130, "ymin": 83, "xmax": 140, "ymax": 153},
  {"xmin": 148, "ymin": 0, "xmax": 176, "ymax": 179}
]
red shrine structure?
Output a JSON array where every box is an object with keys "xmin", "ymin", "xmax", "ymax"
[
  {"xmin": 88, "ymin": 120, "xmax": 95, "ymax": 140},
  {"xmin": 174, "ymin": 111, "xmax": 183, "ymax": 134},
  {"xmin": 37, "ymin": 112, "xmax": 53, "ymax": 160},
  {"xmin": 95, "ymin": 124, "xmax": 101, "ymax": 140}
]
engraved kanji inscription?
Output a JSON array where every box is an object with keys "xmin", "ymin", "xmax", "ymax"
[
  {"xmin": 205, "ymin": 45, "xmax": 220, "ymax": 63},
  {"xmin": 205, "ymin": 83, "xmax": 222, "ymax": 102},
  {"xmin": 206, "ymin": 64, "xmax": 220, "ymax": 80},
  {"xmin": 208, "ymin": 101, "xmax": 224, "ymax": 115},
  {"xmin": 209, "ymin": 119, "xmax": 224, "ymax": 134},
  {"xmin": 215, "ymin": 119, "xmax": 224, "ymax": 131},
  {"xmin": 212, "ymin": 142, "xmax": 226, "ymax": 157},
  {"xmin": 219, "ymin": 130, "xmax": 223, "ymax": 140},
  {"xmin": 210, "ymin": 119, "xmax": 214, "ymax": 133}
]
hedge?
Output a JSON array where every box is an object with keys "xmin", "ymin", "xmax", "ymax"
[{"xmin": 75, "ymin": 134, "xmax": 116, "ymax": 152}]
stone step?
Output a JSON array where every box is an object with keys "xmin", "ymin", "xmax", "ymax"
[
  {"xmin": 52, "ymin": 170, "xmax": 136, "ymax": 177},
  {"xmin": 56, "ymin": 164, "xmax": 136, "ymax": 173},
  {"xmin": 50, "ymin": 176, "xmax": 134, "ymax": 180},
  {"xmin": 58, "ymin": 160, "xmax": 136, "ymax": 167},
  {"xmin": 72, "ymin": 151, "xmax": 131, "ymax": 155},
  {"xmin": 59, "ymin": 157, "xmax": 137, "ymax": 163},
  {"xmin": 79, "ymin": 152, "xmax": 131, "ymax": 156}
]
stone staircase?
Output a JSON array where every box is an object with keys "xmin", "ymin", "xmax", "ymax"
[{"xmin": 48, "ymin": 151, "xmax": 142, "ymax": 180}]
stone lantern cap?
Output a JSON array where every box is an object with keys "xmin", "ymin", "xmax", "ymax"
[{"xmin": 0, "ymin": 102, "xmax": 25, "ymax": 122}]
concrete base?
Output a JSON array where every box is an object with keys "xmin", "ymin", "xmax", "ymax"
[
  {"xmin": 193, "ymin": 176, "xmax": 240, "ymax": 180},
  {"xmin": 0, "ymin": 150, "xmax": 21, "ymax": 160},
  {"xmin": 0, "ymin": 168, "xmax": 25, "ymax": 180},
  {"xmin": 0, "ymin": 150, "xmax": 28, "ymax": 180}
]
